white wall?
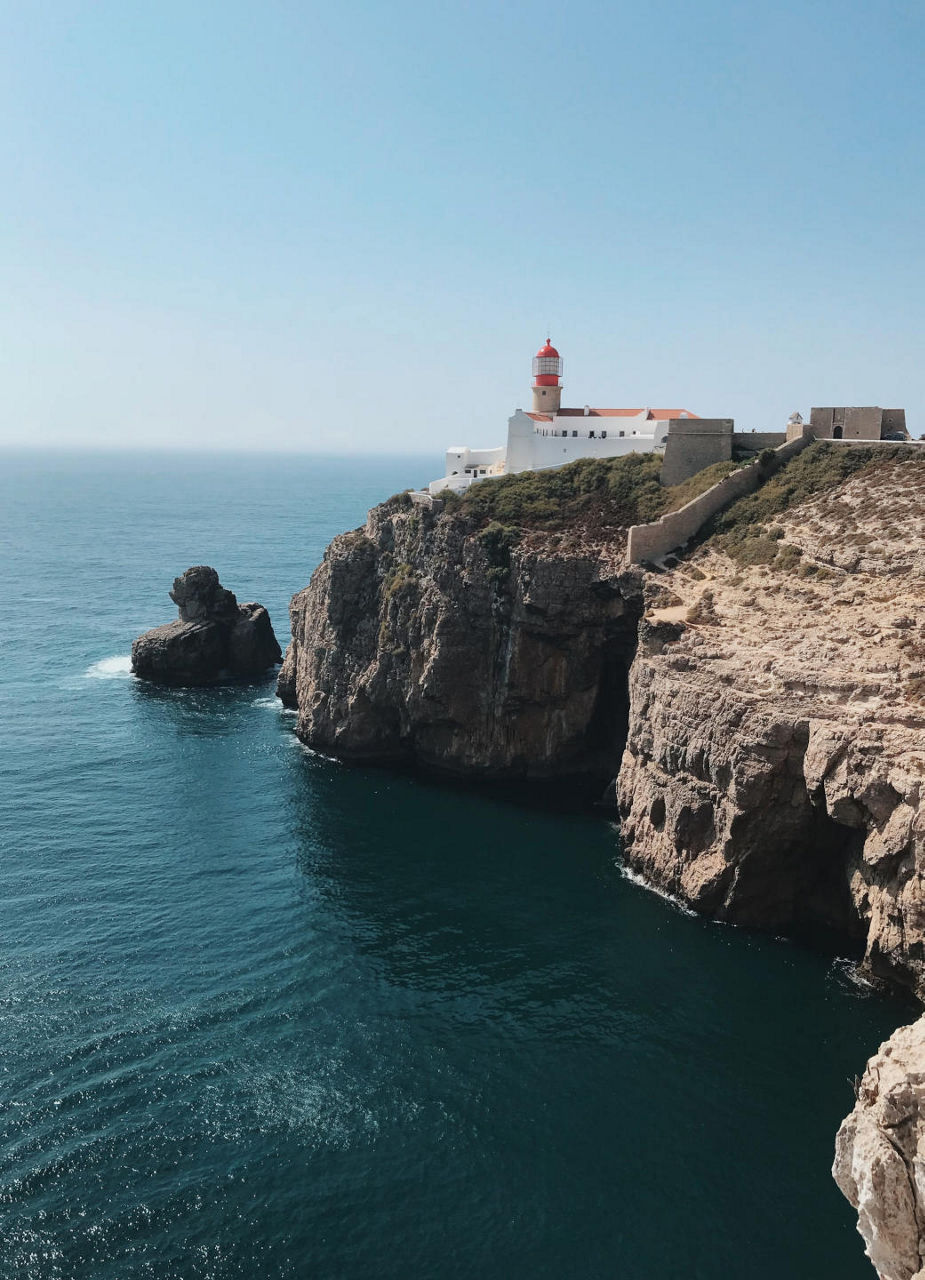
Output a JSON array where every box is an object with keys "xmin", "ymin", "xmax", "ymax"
[
  {"xmin": 521, "ymin": 426, "xmax": 667, "ymax": 469},
  {"xmin": 427, "ymin": 411, "xmax": 674, "ymax": 496}
]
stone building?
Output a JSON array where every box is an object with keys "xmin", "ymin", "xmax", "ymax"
[
  {"xmin": 426, "ymin": 342, "xmax": 913, "ymax": 497},
  {"xmin": 807, "ymin": 407, "xmax": 908, "ymax": 441},
  {"xmin": 658, "ymin": 419, "xmax": 789, "ymax": 486},
  {"xmin": 428, "ymin": 339, "xmax": 700, "ymax": 495}
]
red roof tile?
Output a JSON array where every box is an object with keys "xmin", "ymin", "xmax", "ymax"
[{"xmin": 556, "ymin": 408, "xmax": 699, "ymax": 419}]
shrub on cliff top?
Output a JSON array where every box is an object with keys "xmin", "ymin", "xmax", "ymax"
[
  {"xmin": 710, "ymin": 443, "xmax": 922, "ymax": 542},
  {"xmin": 440, "ymin": 453, "xmax": 747, "ymax": 533},
  {"xmin": 706, "ymin": 443, "xmax": 924, "ymax": 568}
]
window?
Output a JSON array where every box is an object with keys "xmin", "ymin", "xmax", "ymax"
[
  {"xmin": 619, "ymin": 430, "xmax": 625, "ymax": 438},
  {"xmin": 572, "ymin": 430, "xmax": 578, "ymax": 437},
  {"xmin": 589, "ymin": 431, "xmax": 596, "ymax": 438},
  {"xmin": 601, "ymin": 431, "xmax": 607, "ymax": 439}
]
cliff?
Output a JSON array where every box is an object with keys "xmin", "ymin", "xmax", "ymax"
[
  {"xmin": 279, "ymin": 443, "xmax": 925, "ymax": 1277},
  {"xmin": 277, "ymin": 452, "xmax": 759, "ymax": 779},
  {"xmin": 617, "ymin": 448, "xmax": 925, "ymax": 991},
  {"xmin": 614, "ymin": 447, "xmax": 925, "ymax": 1280},
  {"xmin": 278, "ymin": 496, "xmax": 642, "ymax": 780},
  {"xmin": 834, "ymin": 1019, "xmax": 925, "ymax": 1280}
]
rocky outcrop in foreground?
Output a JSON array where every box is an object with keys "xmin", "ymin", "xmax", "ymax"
[
  {"xmin": 132, "ymin": 566, "xmax": 281, "ymax": 685},
  {"xmin": 277, "ymin": 498, "xmax": 642, "ymax": 779},
  {"xmin": 834, "ymin": 1019, "xmax": 925, "ymax": 1280}
]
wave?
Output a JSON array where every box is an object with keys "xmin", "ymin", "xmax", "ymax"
[
  {"xmin": 829, "ymin": 956, "xmax": 879, "ymax": 996},
  {"xmin": 84, "ymin": 655, "xmax": 133, "ymax": 680},
  {"xmin": 293, "ymin": 740, "xmax": 341, "ymax": 763},
  {"xmin": 617, "ymin": 863, "xmax": 698, "ymax": 917}
]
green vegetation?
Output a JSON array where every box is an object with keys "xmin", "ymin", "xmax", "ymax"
[
  {"xmin": 341, "ymin": 530, "xmax": 374, "ymax": 552},
  {"xmin": 438, "ymin": 453, "xmax": 748, "ymax": 532},
  {"xmin": 710, "ymin": 443, "xmax": 919, "ymax": 538},
  {"xmin": 706, "ymin": 442, "xmax": 924, "ymax": 569},
  {"xmin": 426, "ymin": 441, "xmax": 923, "ymax": 563},
  {"xmin": 382, "ymin": 562, "xmax": 418, "ymax": 601},
  {"xmin": 477, "ymin": 521, "xmax": 520, "ymax": 581}
]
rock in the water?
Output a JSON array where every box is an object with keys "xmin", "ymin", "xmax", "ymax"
[
  {"xmin": 834, "ymin": 1017, "xmax": 925, "ymax": 1280},
  {"xmin": 132, "ymin": 566, "xmax": 282, "ymax": 685}
]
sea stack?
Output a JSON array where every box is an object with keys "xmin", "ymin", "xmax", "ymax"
[{"xmin": 132, "ymin": 566, "xmax": 282, "ymax": 686}]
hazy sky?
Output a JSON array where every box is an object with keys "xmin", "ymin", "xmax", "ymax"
[{"xmin": 2, "ymin": 0, "xmax": 923, "ymax": 452}]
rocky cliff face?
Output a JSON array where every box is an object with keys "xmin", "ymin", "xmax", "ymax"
[
  {"xmin": 618, "ymin": 457, "xmax": 925, "ymax": 988},
  {"xmin": 613, "ymin": 454, "xmax": 925, "ymax": 1280},
  {"xmin": 133, "ymin": 566, "xmax": 282, "ymax": 685},
  {"xmin": 834, "ymin": 1019, "xmax": 925, "ymax": 1280},
  {"xmin": 278, "ymin": 497, "xmax": 642, "ymax": 780},
  {"xmin": 280, "ymin": 451, "xmax": 925, "ymax": 1279}
]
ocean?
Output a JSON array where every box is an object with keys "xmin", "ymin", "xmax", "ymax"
[{"xmin": 0, "ymin": 450, "xmax": 905, "ymax": 1279}]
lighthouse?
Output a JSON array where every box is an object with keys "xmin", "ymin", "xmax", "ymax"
[
  {"xmin": 532, "ymin": 339, "xmax": 563, "ymax": 415},
  {"xmin": 426, "ymin": 335, "xmax": 703, "ymax": 496}
]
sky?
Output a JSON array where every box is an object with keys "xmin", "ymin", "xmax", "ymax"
[{"xmin": 1, "ymin": 0, "xmax": 923, "ymax": 453}]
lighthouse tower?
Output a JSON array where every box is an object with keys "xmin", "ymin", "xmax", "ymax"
[{"xmin": 532, "ymin": 339, "xmax": 563, "ymax": 414}]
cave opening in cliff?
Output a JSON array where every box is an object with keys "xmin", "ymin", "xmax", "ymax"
[
  {"xmin": 583, "ymin": 621, "xmax": 638, "ymax": 798},
  {"xmin": 764, "ymin": 806, "xmax": 868, "ymax": 959}
]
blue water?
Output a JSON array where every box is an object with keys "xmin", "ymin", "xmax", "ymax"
[{"xmin": 0, "ymin": 450, "xmax": 907, "ymax": 1279}]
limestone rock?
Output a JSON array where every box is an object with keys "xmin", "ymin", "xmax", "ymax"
[
  {"xmin": 617, "ymin": 459, "xmax": 925, "ymax": 989},
  {"xmin": 834, "ymin": 1017, "xmax": 925, "ymax": 1280},
  {"xmin": 277, "ymin": 499, "xmax": 643, "ymax": 780},
  {"xmin": 132, "ymin": 566, "xmax": 282, "ymax": 686}
]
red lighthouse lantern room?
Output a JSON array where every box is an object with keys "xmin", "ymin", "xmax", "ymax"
[{"xmin": 532, "ymin": 339, "xmax": 562, "ymax": 386}]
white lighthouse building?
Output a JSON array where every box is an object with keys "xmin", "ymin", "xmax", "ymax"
[{"xmin": 428, "ymin": 339, "xmax": 698, "ymax": 496}]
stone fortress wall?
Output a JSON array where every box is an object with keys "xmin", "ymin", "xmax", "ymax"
[
  {"xmin": 660, "ymin": 418, "xmax": 788, "ymax": 485},
  {"xmin": 659, "ymin": 419, "xmax": 735, "ymax": 486},
  {"xmin": 626, "ymin": 434, "xmax": 813, "ymax": 565},
  {"xmin": 731, "ymin": 431, "xmax": 789, "ymax": 457},
  {"xmin": 810, "ymin": 406, "xmax": 906, "ymax": 440}
]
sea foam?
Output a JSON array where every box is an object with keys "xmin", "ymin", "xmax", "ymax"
[
  {"xmin": 85, "ymin": 654, "xmax": 133, "ymax": 680},
  {"xmin": 617, "ymin": 863, "xmax": 698, "ymax": 917}
]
